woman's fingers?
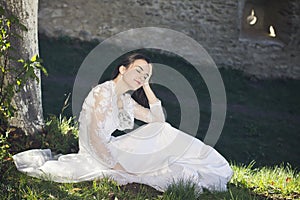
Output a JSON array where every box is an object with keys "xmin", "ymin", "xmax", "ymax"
[
  {"xmin": 148, "ymin": 63, "xmax": 153, "ymax": 77},
  {"xmin": 144, "ymin": 63, "xmax": 152, "ymax": 85}
]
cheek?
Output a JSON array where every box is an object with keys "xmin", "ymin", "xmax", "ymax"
[
  {"xmin": 123, "ymin": 71, "xmax": 136, "ymax": 84},
  {"xmin": 124, "ymin": 70, "xmax": 138, "ymax": 80}
]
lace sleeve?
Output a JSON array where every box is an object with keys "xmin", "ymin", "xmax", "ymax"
[
  {"xmin": 131, "ymin": 98, "xmax": 165, "ymax": 123},
  {"xmin": 83, "ymin": 85, "xmax": 117, "ymax": 168}
]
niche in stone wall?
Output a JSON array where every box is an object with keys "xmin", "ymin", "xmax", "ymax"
[{"xmin": 238, "ymin": 0, "xmax": 293, "ymax": 46}]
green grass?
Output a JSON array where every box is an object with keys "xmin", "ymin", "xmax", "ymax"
[
  {"xmin": 230, "ymin": 161, "xmax": 300, "ymax": 199},
  {"xmin": 1, "ymin": 153, "xmax": 299, "ymax": 199}
]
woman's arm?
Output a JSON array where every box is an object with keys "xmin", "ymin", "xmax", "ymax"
[
  {"xmin": 142, "ymin": 64, "xmax": 158, "ymax": 104},
  {"xmin": 131, "ymin": 85, "xmax": 165, "ymax": 123},
  {"xmin": 131, "ymin": 64, "xmax": 165, "ymax": 123},
  {"xmin": 132, "ymin": 95, "xmax": 165, "ymax": 123},
  {"xmin": 142, "ymin": 83, "xmax": 159, "ymax": 104},
  {"xmin": 83, "ymin": 85, "xmax": 123, "ymax": 169}
]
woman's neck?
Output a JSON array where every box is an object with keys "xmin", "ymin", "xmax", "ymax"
[{"xmin": 113, "ymin": 76, "xmax": 130, "ymax": 97}]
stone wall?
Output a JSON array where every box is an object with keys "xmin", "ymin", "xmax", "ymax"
[{"xmin": 38, "ymin": 0, "xmax": 300, "ymax": 79}]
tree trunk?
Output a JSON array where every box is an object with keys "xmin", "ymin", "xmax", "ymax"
[{"xmin": 1, "ymin": 0, "xmax": 43, "ymax": 134}]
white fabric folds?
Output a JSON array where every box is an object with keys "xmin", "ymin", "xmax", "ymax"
[{"xmin": 13, "ymin": 81, "xmax": 233, "ymax": 192}]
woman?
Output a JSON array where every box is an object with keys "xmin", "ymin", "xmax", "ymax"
[{"xmin": 13, "ymin": 53, "xmax": 233, "ymax": 192}]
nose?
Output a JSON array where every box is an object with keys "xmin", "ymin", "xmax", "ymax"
[
  {"xmin": 137, "ymin": 77, "xmax": 144, "ymax": 84},
  {"xmin": 138, "ymin": 74, "xmax": 146, "ymax": 82}
]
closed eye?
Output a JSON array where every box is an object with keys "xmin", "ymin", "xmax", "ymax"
[{"xmin": 135, "ymin": 66, "xmax": 149, "ymax": 79}]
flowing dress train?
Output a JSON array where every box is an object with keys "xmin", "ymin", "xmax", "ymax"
[{"xmin": 13, "ymin": 81, "xmax": 233, "ymax": 192}]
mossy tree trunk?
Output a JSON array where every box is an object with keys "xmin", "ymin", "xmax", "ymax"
[{"xmin": 1, "ymin": 0, "xmax": 43, "ymax": 134}]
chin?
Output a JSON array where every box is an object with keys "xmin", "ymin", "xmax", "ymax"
[{"xmin": 131, "ymin": 85, "xmax": 142, "ymax": 91}]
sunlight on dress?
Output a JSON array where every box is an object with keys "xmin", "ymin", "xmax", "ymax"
[{"xmin": 13, "ymin": 80, "xmax": 233, "ymax": 192}]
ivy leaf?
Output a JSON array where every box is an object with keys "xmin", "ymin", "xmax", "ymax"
[
  {"xmin": 31, "ymin": 54, "xmax": 38, "ymax": 62},
  {"xmin": 5, "ymin": 42, "xmax": 10, "ymax": 49},
  {"xmin": 41, "ymin": 67, "xmax": 48, "ymax": 76},
  {"xmin": 18, "ymin": 59, "xmax": 25, "ymax": 64}
]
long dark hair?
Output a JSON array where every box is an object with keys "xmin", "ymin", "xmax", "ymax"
[{"xmin": 111, "ymin": 53, "xmax": 150, "ymax": 108}]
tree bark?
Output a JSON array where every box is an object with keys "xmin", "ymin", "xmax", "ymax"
[{"xmin": 1, "ymin": 0, "xmax": 43, "ymax": 134}]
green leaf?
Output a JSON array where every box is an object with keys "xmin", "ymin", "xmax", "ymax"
[
  {"xmin": 18, "ymin": 59, "xmax": 25, "ymax": 63},
  {"xmin": 31, "ymin": 54, "xmax": 37, "ymax": 62},
  {"xmin": 6, "ymin": 20, "xmax": 10, "ymax": 28},
  {"xmin": 41, "ymin": 67, "xmax": 48, "ymax": 76}
]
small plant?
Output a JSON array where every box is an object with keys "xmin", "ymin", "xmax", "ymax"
[
  {"xmin": 0, "ymin": 131, "xmax": 10, "ymax": 173},
  {"xmin": 43, "ymin": 114, "xmax": 78, "ymax": 154},
  {"xmin": 43, "ymin": 93, "xmax": 79, "ymax": 154},
  {"xmin": 0, "ymin": 6, "xmax": 47, "ymax": 126}
]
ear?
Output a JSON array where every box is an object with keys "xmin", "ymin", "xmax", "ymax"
[{"xmin": 119, "ymin": 65, "xmax": 127, "ymax": 75}]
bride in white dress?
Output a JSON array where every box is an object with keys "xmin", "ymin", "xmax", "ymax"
[{"xmin": 13, "ymin": 53, "xmax": 233, "ymax": 192}]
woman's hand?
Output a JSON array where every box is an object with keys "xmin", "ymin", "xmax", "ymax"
[
  {"xmin": 143, "ymin": 63, "xmax": 152, "ymax": 86},
  {"xmin": 142, "ymin": 64, "xmax": 160, "ymax": 104}
]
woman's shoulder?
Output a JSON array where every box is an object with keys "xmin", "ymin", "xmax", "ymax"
[
  {"xmin": 81, "ymin": 81, "xmax": 113, "ymax": 111},
  {"xmin": 91, "ymin": 80, "xmax": 114, "ymax": 94}
]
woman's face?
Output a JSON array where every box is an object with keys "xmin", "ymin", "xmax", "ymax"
[{"xmin": 122, "ymin": 59, "xmax": 150, "ymax": 90}]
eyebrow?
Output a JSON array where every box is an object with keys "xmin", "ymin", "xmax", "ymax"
[{"xmin": 137, "ymin": 66, "xmax": 144, "ymax": 71}]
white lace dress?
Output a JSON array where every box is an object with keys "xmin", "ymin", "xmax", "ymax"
[{"xmin": 13, "ymin": 80, "xmax": 233, "ymax": 192}]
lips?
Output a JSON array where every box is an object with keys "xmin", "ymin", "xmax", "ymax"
[{"xmin": 135, "ymin": 79, "xmax": 141, "ymax": 85}]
